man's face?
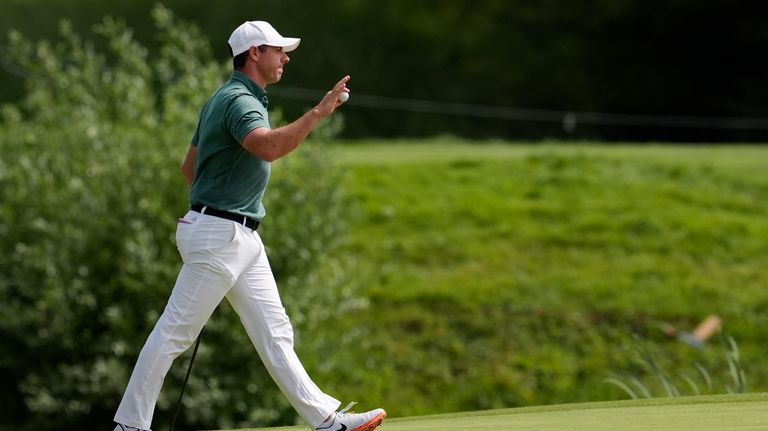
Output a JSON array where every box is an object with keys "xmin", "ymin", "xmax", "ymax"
[{"xmin": 255, "ymin": 46, "xmax": 290, "ymax": 85}]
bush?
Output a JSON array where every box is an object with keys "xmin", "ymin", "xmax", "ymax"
[{"xmin": 0, "ymin": 5, "xmax": 350, "ymax": 430}]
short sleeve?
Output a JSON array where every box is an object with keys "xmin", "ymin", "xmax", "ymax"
[
  {"xmin": 226, "ymin": 94, "xmax": 270, "ymax": 143},
  {"xmin": 191, "ymin": 123, "xmax": 200, "ymax": 147}
]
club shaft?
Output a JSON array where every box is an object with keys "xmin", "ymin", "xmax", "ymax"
[{"xmin": 169, "ymin": 326, "xmax": 205, "ymax": 431}]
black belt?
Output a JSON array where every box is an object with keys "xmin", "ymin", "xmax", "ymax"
[{"xmin": 191, "ymin": 204, "xmax": 260, "ymax": 230}]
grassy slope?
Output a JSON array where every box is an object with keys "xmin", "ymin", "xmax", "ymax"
[
  {"xmin": 220, "ymin": 393, "xmax": 768, "ymax": 431},
  {"xmin": 305, "ymin": 140, "xmax": 768, "ymax": 419}
]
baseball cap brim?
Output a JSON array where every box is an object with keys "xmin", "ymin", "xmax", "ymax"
[{"xmin": 272, "ymin": 38, "xmax": 301, "ymax": 52}]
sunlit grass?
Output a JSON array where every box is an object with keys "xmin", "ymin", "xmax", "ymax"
[
  {"xmin": 220, "ymin": 394, "xmax": 768, "ymax": 431},
  {"xmin": 311, "ymin": 140, "xmax": 768, "ymax": 417}
]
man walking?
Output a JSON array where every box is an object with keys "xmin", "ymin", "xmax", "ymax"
[{"xmin": 113, "ymin": 20, "xmax": 386, "ymax": 431}]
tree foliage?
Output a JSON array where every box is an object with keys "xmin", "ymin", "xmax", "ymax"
[
  {"xmin": 1, "ymin": 0, "xmax": 767, "ymax": 141},
  {"xmin": 0, "ymin": 5, "xmax": 350, "ymax": 430}
]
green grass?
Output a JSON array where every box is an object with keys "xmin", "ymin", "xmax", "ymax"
[
  {"xmin": 302, "ymin": 140, "xmax": 768, "ymax": 419},
  {"xmin": 217, "ymin": 393, "xmax": 768, "ymax": 430},
  {"xmin": 201, "ymin": 140, "xmax": 768, "ymax": 429},
  {"xmin": 334, "ymin": 138, "xmax": 768, "ymax": 173}
]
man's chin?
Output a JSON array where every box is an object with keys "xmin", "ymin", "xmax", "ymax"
[{"xmin": 266, "ymin": 76, "xmax": 282, "ymax": 86}]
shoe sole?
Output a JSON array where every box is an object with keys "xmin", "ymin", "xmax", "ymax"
[{"xmin": 351, "ymin": 411, "xmax": 387, "ymax": 431}]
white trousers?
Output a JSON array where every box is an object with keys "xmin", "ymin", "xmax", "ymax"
[{"xmin": 114, "ymin": 211, "xmax": 340, "ymax": 430}]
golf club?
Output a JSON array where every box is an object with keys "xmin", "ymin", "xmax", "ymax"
[{"xmin": 169, "ymin": 326, "xmax": 205, "ymax": 431}]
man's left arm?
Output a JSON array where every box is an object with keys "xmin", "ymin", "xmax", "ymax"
[{"xmin": 241, "ymin": 75, "xmax": 350, "ymax": 162}]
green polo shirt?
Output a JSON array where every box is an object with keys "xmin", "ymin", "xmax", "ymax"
[{"xmin": 189, "ymin": 71, "xmax": 271, "ymax": 220}]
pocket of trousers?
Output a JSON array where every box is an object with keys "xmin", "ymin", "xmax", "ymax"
[
  {"xmin": 181, "ymin": 217, "xmax": 240, "ymax": 261},
  {"xmin": 175, "ymin": 211, "xmax": 200, "ymax": 252}
]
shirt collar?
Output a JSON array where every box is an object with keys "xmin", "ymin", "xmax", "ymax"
[{"xmin": 231, "ymin": 71, "xmax": 269, "ymax": 108}]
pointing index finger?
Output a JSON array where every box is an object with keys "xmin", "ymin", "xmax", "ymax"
[{"xmin": 335, "ymin": 75, "xmax": 351, "ymax": 90}]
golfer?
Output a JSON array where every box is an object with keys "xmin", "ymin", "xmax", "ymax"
[{"xmin": 113, "ymin": 21, "xmax": 386, "ymax": 431}]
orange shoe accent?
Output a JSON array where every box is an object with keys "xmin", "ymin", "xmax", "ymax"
[{"xmin": 351, "ymin": 410, "xmax": 387, "ymax": 431}]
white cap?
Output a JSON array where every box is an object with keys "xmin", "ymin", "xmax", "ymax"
[{"xmin": 228, "ymin": 21, "xmax": 301, "ymax": 56}]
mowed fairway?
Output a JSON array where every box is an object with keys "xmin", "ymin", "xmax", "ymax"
[
  {"xmin": 220, "ymin": 394, "xmax": 768, "ymax": 431},
  {"xmin": 386, "ymin": 395, "xmax": 768, "ymax": 431}
]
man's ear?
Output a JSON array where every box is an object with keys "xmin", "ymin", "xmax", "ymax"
[{"xmin": 250, "ymin": 46, "xmax": 259, "ymax": 62}]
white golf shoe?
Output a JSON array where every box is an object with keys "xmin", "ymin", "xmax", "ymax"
[{"xmin": 315, "ymin": 403, "xmax": 386, "ymax": 431}]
